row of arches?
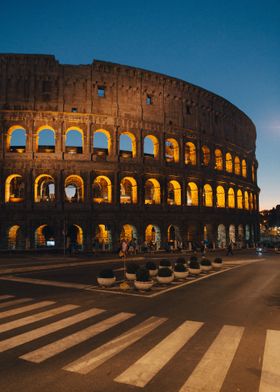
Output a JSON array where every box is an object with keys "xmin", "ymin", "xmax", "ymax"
[
  {"xmin": 5, "ymin": 222, "xmax": 255, "ymax": 251},
  {"xmin": 6, "ymin": 126, "xmax": 256, "ymax": 181},
  {"xmin": 4, "ymin": 174, "xmax": 258, "ymax": 209}
]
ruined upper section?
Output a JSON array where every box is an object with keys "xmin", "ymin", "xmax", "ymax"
[{"xmin": 0, "ymin": 53, "xmax": 256, "ymax": 151}]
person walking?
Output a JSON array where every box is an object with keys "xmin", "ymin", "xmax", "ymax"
[{"xmin": 226, "ymin": 240, "xmax": 234, "ymax": 256}]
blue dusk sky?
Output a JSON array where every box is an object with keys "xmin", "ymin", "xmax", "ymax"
[{"xmin": 0, "ymin": 0, "xmax": 279, "ymax": 210}]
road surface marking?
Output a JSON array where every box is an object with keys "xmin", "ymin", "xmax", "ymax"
[
  {"xmin": 259, "ymin": 329, "xmax": 280, "ymax": 392},
  {"xmin": 64, "ymin": 316, "xmax": 166, "ymax": 374},
  {"xmin": 21, "ymin": 312, "xmax": 135, "ymax": 363},
  {"xmin": 0, "ymin": 301, "xmax": 58, "ymax": 319},
  {"xmin": 0, "ymin": 304, "xmax": 78, "ymax": 333},
  {"xmin": 0, "ymin": 298, "xmax": 32, "ymax": 309},
  {"xmin": 0, "ymin": 295, "xmax": 15, "ymax": 301},
  {"xmin": 114, "ymin": 320, "xmax": 203, "ymax": 388},
  {"xmin": 179, "ymin": 325, "xmax": 244, "ymax": 392},
  {"xmin": 0, "ymin": 308, "xmax": 105, "ymax": 352}
]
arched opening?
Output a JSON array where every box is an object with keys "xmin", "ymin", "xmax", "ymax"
[
  {"xmin": 144, "ymin": 179, "xmax": 161, "ymax": 204},
  {"xmin": 65, "ymin": 128, "xmax": 83, "ymax": 154},
  {"xmin": 144, "ymin": 135, "xmax": 159, "ymax": 159},
  {"xmin": 120, "ymin": 177, "xmax": 137, "ymax": 204},
  {"xmin": 217, "ymin": 224, "xmax": 226, "ymax": 248},
  {"xmin": 254, "ymin": 194, "xmax": 257, "ymax": 210},
  {"xmin": 93, "ymin": 176, "xmax": 112, "ymax": 203},
  {"xmin": 7, "ymin": 225, "xmax": 25, "ymax": 250},
  {"xmin": 36, "ymin": 127, "xmax": 55, "ymax": 153},
  {"xmin": 249, "ymin": 192, "xmax": 253, "ymax": 211},
  {"xmin": 93, "ymin": 129, "xmax": 111, "ymax": 157},
  {"xmin": 145, "ymin": 225, "xmax": 161, "ymax": 250},
  {"xmin": 7, "ymin": 126, "xmax": 27, "ymax": 153},
  {"xmin": 216, "ymin": 185, "xmax": 225, "ymax": 208},
  {"xmin": 226, "ymin": 153, "xmax": 233, "ymax": 173},
  {"xmin": 242, "ymin": 159, "xmax": 247, "ymax": 178},
  {"xmin": 64, "ymin": 175, "xmax": 84, "ymax": 203},
  {"xmin": 167, "ymin": 180, "xmax": 181, "ymax": 205},
  {"xmin": 245, "ymin": 224, "xmax": 250, "ymax": 242},
  {"xmin": 214, "ymin": 149, "xmax": 223, "ymax": 170},
  {"xmin": 67, "ymin": 224, "xmax": 83, "ymax": 250},
  {"xmin": 244, "ymin": 191, "xmax": 249, "ymax": 210},
  {"xmin": 234, "ymin": 156, "xmax": 241, "ymax": 175},
  {"xmin": 120, "ymin": 224, "xmax": 137, "ymax": 242},
  {"xmin": 185, "ymin": 142, "xmax": 196, "ymax": 165},
  {"xmin": 203, "ymin": 184, "xmax": 213, "ymax": 207},
  {"xmin": 34, "ymin": 174, "xmax": 55, "ymax": 202},
  {"xmin": 201, "ymin": 145, "xmax": 210, "ymax": 166},
  {"xmin": 165, "ymin": 138, "xmax": 179, "ymax": 163},
  {"xmin": 167, "ymin": 225, "xmax": 182, "ymax": 249},
  {"xmin": 252, "ymin": 163, "xmax": 255, "ymax": 182},
  {"xmin": 186, "ymin": 182, "xmax": 198, "ymax": 206},
  {"xmin": 5, "ymin": 174, "xmax": 25, "ymax": 203},
  {"xmin": 237, "ymin": 189, "xmax": 243, "ymax": 209},
  {"xmin": 119, "ymin": 132, "xmax": 136, "ymax": 158},
  {"xmin": 35, "ymin": 225, "xmax": 55, "ymax": 248},
  {"xmin": 237, "ymin": 224, "xmax": 244, "ymax": 248},
  {"xmin": 94, "ymin": 224, "xmax": 112, "ymax": 251},
  {"xmin": 229, "ymin": 224, "xmax": 236, "ymax": 243},
  {"xmin": 228, "ymin": 188, "xmax": 235, "ymax": 208}
]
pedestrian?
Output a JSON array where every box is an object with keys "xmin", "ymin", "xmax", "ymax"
[{"xmin": 226, "ymin": 240, "xmax": 234, "ymax": 256}]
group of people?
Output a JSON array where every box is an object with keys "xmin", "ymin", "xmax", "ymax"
[{"xmin": 119, "ymin": 238, "xmax": 137, "ymax": 258}]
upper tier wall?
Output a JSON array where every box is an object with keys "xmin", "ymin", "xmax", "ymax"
[{"xmin": 0, "ymin": 54, "xmax": 256, "ymax": 153}]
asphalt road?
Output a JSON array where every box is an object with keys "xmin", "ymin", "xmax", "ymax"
[{"xmin": 0, "ymin": 251, "xmax": 279, "ymax": 392}]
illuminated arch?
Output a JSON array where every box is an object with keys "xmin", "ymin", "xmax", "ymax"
[
  {"xmin": 229, "ymin": 224, "xmax": 236, "ymax": 242},
  {"xmin": 228, "ymin": 188, "xmax": 235, "ymax": 208},
  {"xmin": 237, "ymin": 189, "xmax": 243, "ymax": 209},
  {"xmin": 144, "ymin": 135, "xmax": 159, "ymax": 159},
  {"xmin": 145, "ymin": 225, "xmax": 161, "ymax": 250},
  {"xmin": 94, "ymin": 224, "xmax": 112, "ymax": 250},
  {"xmin": 186, "ymin": 182, "xmax": 198, "ymax": 206},
  {"xmin": 34, "ymin": 174, "xmax": 55, "ymax": 202},
  {"xmin": 144, "ymin": 178, "xmax": 161, "ymax": 204},
  {"xmin": 216, "ymin": 185, "xmax": 225, "ymax": 208},
  {"xmin": 244, "ymin": 191, "xmax": 249, "ymax": 210},
  {"xmin": 35, "ymin": 224, "xmax": 55, "ymax": 248},
  {"xmin": 238, "ymin": 224, "xmax": 244, "ymax": 245},
  {"xmin": 249, "ymin": 192, "xmax": 253, "ymax": 210},
  {"xmin": 245, "ymin": 224, "xmax": 250, "ymax": 241},
  {"xmin": 93, "ymin": 129, "xmax": 111, "ymax": 156},
  {"xmin": 201, "ymin": 145, "xmax": 210, "ymax": 166},
  {"xmin": 120, "ymin": 177, "xmax": 137, "ymax": 204},
  {"xmin": 64, "ymin": 175, "xmax": 84, "ymax": 202},
  {"xmin": 251, "ymin": 163, "xmax": 255, "ymax": 182},
  {"xmin": 119, "ymin": 131, "xmax": 137, "ymax": 158},
  {"xmin": 234, "ymin": 156, "xmax": 241, "ymax": 175},
  {"xmin": 203, "ymin": 184, "xmax": 213, "ymax": 207},
  {"xmin": 242, "ymin": 159, "xmax": 247, "ymax": 178},
  {"xmin": 226, "ymin": 153, "xmax": 233, "ymax": 173},
  {"xmin": 5, "ymin": 174, "xmax": 24, "ymax": 203},
  {"xmin": 185, "ymin": 142, "xmax": 196, "ymax": 165},
  {"xmin": 253, "ymin": 194, "xmax": 257, "ymax": 210},
  {"xmin": 67, "ymin": 224, "xmax": 83, "ymax": 247},
  {"xmin": 120, "ymin": 224, "xmax": 137, "ymax": 242},
  {"xmin": 93, "ymin": 176, "xmax": 112, "ymax": 203},
  {"xmin": 7, "ymin": 225, "xmax": 25, "ymax": 250},
  {"xmin": 165, "ymin": 138, "xmax": 179, "ymax": 163},
  {"xmin": 217, "ymin": 224, "xmax": 226, "ymax": 248},
  {"xmin": 214, "ymin": 149, "xmax": 223, "ymax": 170},
  {"xmin": 167, "ymin": 225, "xmax": 182, "ymax": 246},
  {"xmin": 65, "ymin": 127, "xmax": 84, "ymax": 154},
  {"xmin": 36, "ymin": 126, "xmax": 55, "ymax": 153},
  {"xmin": 167, "ymin": 180, "xmax": 181, "ymax": 205},
  {"xmin": 7, "ymin": 125, "xmax": 27, "ymax": 152}
]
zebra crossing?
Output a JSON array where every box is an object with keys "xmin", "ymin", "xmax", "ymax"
[{"xmin": 0, "ymin": 294, "xmax": 279, "ymax": 391}]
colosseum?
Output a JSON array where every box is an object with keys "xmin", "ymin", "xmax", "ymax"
[{"xmin": 0, "ymin": 54, "xmax": 259, "ymax": 252}]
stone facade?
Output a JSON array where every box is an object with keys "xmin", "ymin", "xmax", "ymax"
[{"xmin": 0, "ymin": 54, "xmax": 259, "ymax": 251}]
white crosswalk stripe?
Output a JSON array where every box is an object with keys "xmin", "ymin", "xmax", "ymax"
[
  {"xmin": 0, "ymin": 298, "xmax": 32, "ymax": 309},
  {"xmin": 20, "ymin": 312, "xmax": 135, "ymax": 363},
  {"xmin": 114, "ymin": 320, "xmax": 204, "ymax": 388},
  {"xmin": 179, "ymin": 325, "xmax": 244, "ymax": 392},
  {"xmin": 64, "ymin": 316, "xmax": 167, "ymax": 374},
  {"xmin": 0, "ymin": 295, "xmax": 15, "ymax": 301},
  {"xmin": 0, "ymin": 304, "xmax": 78, "ymax": 333},
  {"xmin": 0, "ymin": 300, "xmax": 56, "ymax": 320},
  {"xmin": 0, "ymin": 307, "xmax": 105, "ymax": 352},
  {"xmin": 259, "ymin": 329, "xmax": 280, "ymax": 392}
]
